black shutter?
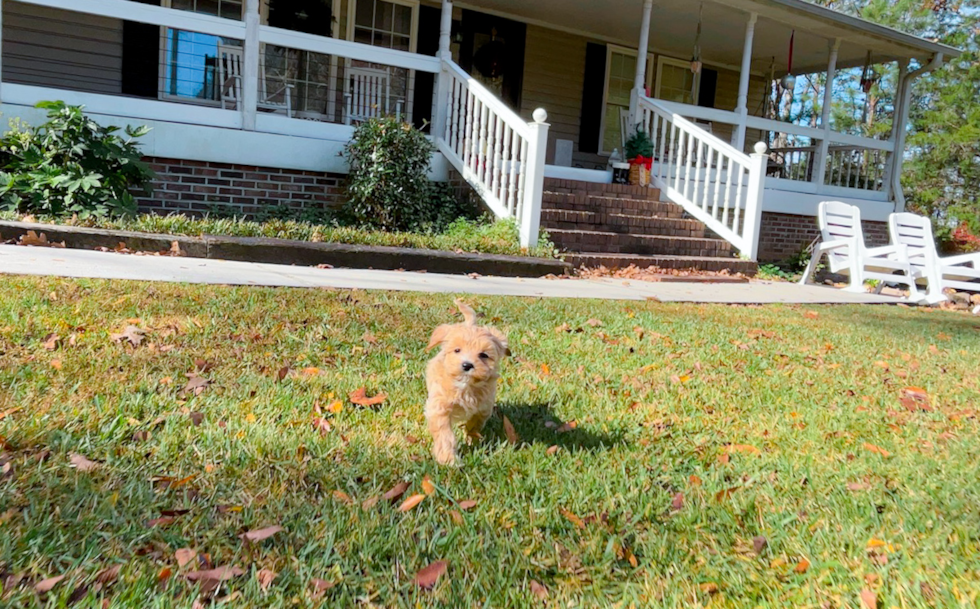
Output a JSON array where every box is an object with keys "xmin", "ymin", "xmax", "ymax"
[
  {"xmin": 698, "ymin": 68, "xmax": 718, "ymax": 108},
  {"xmin": 122, "ymin": 0, "xmax": 162, "ymax": 98},
  {"xmin": 579, "ymin": 42, "xmax": 606, "ymax": 154},
  {"xmin": 412, "ymin": 4, "xmax": 440, "ymax": 132}
]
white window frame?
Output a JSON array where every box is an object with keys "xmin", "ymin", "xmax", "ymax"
[
  {"xmin": 345, "ymin": 0, "xmax": 419, "ymax": 122},
  {"xmin": 598, "ymin": 44, "xmax": 654, "ymax": 156},
  {"xmin": 655, "ymin": 55, "xmax": 700, "ymax": 105}
]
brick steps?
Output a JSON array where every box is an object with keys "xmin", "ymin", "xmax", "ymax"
[{"xmin": 541, "ymin": 177, "xmax": 756, "ymax": 275}]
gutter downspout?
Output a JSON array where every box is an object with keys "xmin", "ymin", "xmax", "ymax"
[{"xmin": 891, "ymin": 52, "xmax": 943, "ymax": 212}]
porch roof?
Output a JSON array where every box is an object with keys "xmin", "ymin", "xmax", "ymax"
[{"xmin": 456, "ymin": 0, "xmax": 961, "ymax": 75}]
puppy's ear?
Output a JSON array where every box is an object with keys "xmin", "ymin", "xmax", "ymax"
[
  {"xmin": 486, "ymin": 327, "xmax": 511, "ymax": 357},
  {"xmin": 426, "ymin": 324, "xmax": 453, "ymax": 351}
]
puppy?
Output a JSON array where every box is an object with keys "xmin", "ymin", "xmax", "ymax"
[{"xmin": 424, "ymin": 299, "xmax": 510, "ymax": 465}]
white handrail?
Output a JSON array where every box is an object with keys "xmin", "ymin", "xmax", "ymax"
[
  {"xmin": 434, "ymin": 58, "xmax": 548, "ymax": 249},
  {"xmin": 639, "ymin": 96, "xmax": 768, "ymax": 260}
]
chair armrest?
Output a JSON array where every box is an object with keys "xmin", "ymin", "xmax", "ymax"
[
  {"xmin": 865, "ymin": 243, "xmax": 908, "ymax": 259},
  {"xmin": 813, "ymin": 239, "xmax": 853, "ymax": 253},
  {"xmin": 942, "ymin": 252, "xmax": 980, "ymax": 267}
]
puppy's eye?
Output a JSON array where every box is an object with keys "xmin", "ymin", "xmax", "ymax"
[
  {"xmin": 453, "ymin": 348, "xmax": 461, "ymax": 353},
  {"xmin": 478, "ymin": 352, "xmax": 489, "ymax": 360}
]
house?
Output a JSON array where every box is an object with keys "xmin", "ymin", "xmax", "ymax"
[{"xmin": 0, "ymin": 0, "xmax": 959, "ymax": 270}]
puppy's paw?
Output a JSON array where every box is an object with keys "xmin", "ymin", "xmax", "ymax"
[
  {"xmin": 433, "ymin": 446, "xmax": 459, "ymax": 466},
  {"xmin": 465, "ymin": 431, "xmax": 483, "ymax": 445}
]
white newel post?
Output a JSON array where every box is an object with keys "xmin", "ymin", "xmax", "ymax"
[
  {"xmin": 629, "ymin": 0, "xmax": 654, "ymax": 129},
  {"xmin": 520, "ymin": 108, "xmax": 549, "ymax": 249},
  {"xmin": 742, "ymin": 142, "xmax": 769, "ymax": 261},
  {"xmin": 431, "ymin": 0, "xmax": 453, "ymax": 140},
  {"xmin": 733, "ymin": 13, "xmax": 757, "ymax": 152},
  {"xmin": 242, "ymin": 0, "xmax": 260, "ymax": 130},
  {"xmin": 812, "ymin": 38, "xmax": 840, "ymax": 187}
]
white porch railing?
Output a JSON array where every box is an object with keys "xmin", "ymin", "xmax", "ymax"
[
  {"xmin": 638, "ymin": 96, "xmax": 768, "ymax": 260},
  {"xmin": 433, "ymin": 59, "xmax": 549, "ymax": 249}
]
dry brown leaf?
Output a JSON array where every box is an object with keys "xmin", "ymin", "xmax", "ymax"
[
  {"xmin": 414, "ymin": 560, "xmax": 447, "ymax": 590},
  {"xmin": 35, "ymin": 575, "xmax": 66, "ymax": 593},
  {"xmin": 147, "ymin": 517, "xmax": 176, "ymax": 528},
  {"xmin": 724, "ymin": 444, "xmax": 761, "ymax": 455},
  {"xmin": 185, "ymin": 566, "xmax": 244, "ymax": 582},
  {"xmin": 847, "ymin": 481, "xmax": 871, "ymax": 491},
  {"xmin": 256, "ymin": 568, "xmax": 277, "ymax": 590},
  {"xmin": 384, "ymin": 481, "xmax": 411, "ymax": 503},
  {"xmin": 50, "ymin": 359, "xmax": 62, "ymax": 370},
  {"xmin": 362, "ymin": 331, "xmax": 378, "ymax": 344},
  {"xmin": 42, "ymin": 333, "xmax": 60, "ymax": 351},
  {"xmin": 110, "ymin": 325, "xmax": 146, "ymax": 347},
  {"xmin": 95, "ymin": 564, "xmax": 122, "ymax": 586},
  {"xmin": 361, "ymin": 495, "xmax": 380, "ymax": 510},
  {"xmin": 560, "ymin": 507, "xmax": 586, "ymax": 529},
  {"xmin": 332, "ymin": 490, "xmax": 354, "ymax": 505},
  {"xmin": 586, "ymin": 318, "xmax": 603, "ymax": 327},
  {"xmin": 188, "ymin": 412, "xmax": 204, "ymax": 427},
  {"xmin": 699, "ymin": 582, "xmax": 719, "ymax": 594},
  {"xmin": 753, "ymin": 536, "xmax": 768, "ymax": 555},
  {"xmin": 19, "ymin": 230, "xmax": 65, "ymax": 248},
  {"xmin": 310, "ymin": 578, "xmax": 336, "ymax": 592},
  {"xmin": 422, "ymin": 476, "xmax": 436, "ymax": 496},
  {"xmin": 804, "ymin": 311, "xmax": 819, "ymax": 319},
  {"xmin": 158, "ymin": 567, "xmax": 173, "ymax": 584},
  {"xmin": 714, "ymin": 487, "xmax": 738, "ymax": 502},
  {"xmin": 398, "ymin": 494, "xmax": 426, "ymax": 512},
  {"xmin": 900, "ymin": 386, "xmax": 932, "ymax": 412},
  {"xmin": 530, "ymin": 580, "xmax": 548, "ymax": 599},
  {"xmin": 348, "ymin": 387, "xmax": 387, "ymax": 407},
  {"xmin": 182, "ymin": 374, "xmax": 211, "ymax": 397},
  {"xmin": 448, "ymin": 510, "xmax": 464, "ymax": 525},
  {"xmin": 860, "ymin": 589, "xmax": 877, "ymax": 609},
  {"xmin": 0, "ymin": 407, "xmax": 22, "ymax": 422},
  {"xmin": 689, "ymin": 474, "xmax": 702, "ymax": 486},
  {"xmin": 276, "ymin": 366, "xmax": 290, "ymax": 382},
  {"xmin": 69, "ymin": 453, "xmax": 100, "ymax": 472},
  {"xmin": 502, "ymin": 415, "xmax": 520, "ymax": 445},
  {"xmin": 546, "ymin": 445, "xmax": 559, "ymax": 455},
  {"xmin": 862, "ymin": 442, "xmax": 892, "ymax": 458},
  {"xmin": 175, "ymin": 548, "xmax": 197, "ymax": 568},
  {"xmin": 240, "ymin": 525, "xmax": 284, "ymax": 543},
  {"xmin": 670, "ymin": 492, "xmax": 684, "ymax": 511},
  {"xmin": 793, "ymin": 558, "xmax": 810, "ymax": 573},
  {"xmin": 312, "ymin": 417, "xmax": 332, "ymax": 437},
  {"xmin": 458, "ymin": 499, "xmax": 477, "ymax": 511}
]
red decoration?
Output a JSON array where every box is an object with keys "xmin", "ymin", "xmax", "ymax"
[{"xmin": 629, "ymin": 155, "xmax": 654, "ymax": 169}]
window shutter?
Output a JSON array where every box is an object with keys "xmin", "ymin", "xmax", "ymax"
[
  {"xmin": 412, "ymin": 4, "xmax": 441, "ymax": 132},
  {"xmin": 578, "ymin": 42, "xmax": 607, "ymax": 154},
  {"xmin": 122, "ymin": 0, "xmax": 161, "ymax": 98}
]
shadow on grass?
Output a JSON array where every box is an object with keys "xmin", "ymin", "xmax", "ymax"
[{"xmin": 481, "ymin": 402, "xmax": 625, "ymax": 452}]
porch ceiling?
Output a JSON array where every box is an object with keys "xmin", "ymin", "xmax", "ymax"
[{"xmin": 457, "ymin": 0, "xmax": 960, "ymax": 74}]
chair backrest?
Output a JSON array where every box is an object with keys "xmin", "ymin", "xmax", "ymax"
[
  {"xmin": 348, "ymin": 66, "xmax": 390, "ymax": 121},
  {"xmin": 217, "ymin": 44, "xmax": 244, "ymax": 102},
  {"xmin": 619, "ymin": 107, "xmax": 630, "ymax": 151},
  {"xmin": 818, "ymin": 200, "xmax": 863, "ymax": 272},
  {"xmin": 889, "ymin": 212, "xmax": 937, "ymax": 267}
]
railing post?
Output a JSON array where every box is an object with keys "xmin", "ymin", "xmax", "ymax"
[
  {"xmin": 812, "ymin": 38, "xmax": 840, "ymax": 188},
  {"xmin": 242, "ymin": 0, "xmax": 260, "ymax": 131},
  {"xmin": 431, "ymin": 0, "xmax": 453, "ymax": 139},
  {"xmin": 741, "ymin": 142, "xmax": 768, "ymax": 261},
  {"xmin": 630, "ymin": 0, "xmax": 653, "ymax": 130},
  {"xmin": 733, "ymin": 12, "xmax": 757, "ymax": 152},
  {"xmin": 520, "ymin": 108, "xmax": 549, "ymax": 249}
]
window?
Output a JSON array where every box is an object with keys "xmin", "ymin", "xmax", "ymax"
[
  {"xmin": 656, "ymin": 56, "xmax": 699, "ymax": 105},
  {"xmin": 599, "ymin": 46, "xmax": 653, "ymax": 155},
  {"xmin": 350, "ymin": 0, "xmax": 415, "ymax": 52},
  {"xmin": 170, "ymin": 0, "xmax": 243, "ymax": 20},
  {"xmin": 161, "ymin": 0, "xmax": 244, "ymax": 102}
]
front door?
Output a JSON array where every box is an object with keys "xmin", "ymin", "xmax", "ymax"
[{"xmin": 457, "ymin": 10, "xmax": 525, "ymax": 110}]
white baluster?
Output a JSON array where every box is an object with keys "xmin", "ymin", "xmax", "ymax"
[
  {"xmin": 491, "ymin": 115, "xmax": 503, "ymax": 200},
  {"xmin": 711, "ymin": 148, "xmax": 723, "ymax": 220},
  {"xmin": 731, "ymin": 162, "xmax": 745, "ymax": 233},
  {"xmin": 721, "ymin": 156, "xmax": 734, "ymax": 228}
]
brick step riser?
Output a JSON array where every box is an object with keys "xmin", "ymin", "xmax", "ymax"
[
  {"xmin": 550, "ymin": 235, "xmax": 732, "ymax": 258},
  {"xmin": 542, "ymin": 197, "xmax": 685, "ymax": 219},
  {"xmin": 564, "ymin": 254, "xmax": 757, "ymax": 274},
  {"xmin": 541, "ymin": 212, "xmax": 706, "ymax": 238},
  {"xmin": 542, "ymin": 179, "xmax": 661, "ymax": 202}
]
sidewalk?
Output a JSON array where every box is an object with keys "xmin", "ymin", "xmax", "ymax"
[{"xmin": 0, "ymin": 244, "xmax": 903, "ymax": 304}]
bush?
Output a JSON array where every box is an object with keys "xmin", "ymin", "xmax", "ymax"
[
  {"xmin": 0, "ymin": 101, "xmax": 154, "ymax": 218},
  {"xmin": 342, "ymin": 117, "xmax": 474, "ymax": 232}
]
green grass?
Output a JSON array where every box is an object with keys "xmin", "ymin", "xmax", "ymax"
[
  {"xmin": 0, "ymin": 212, "xmax": 560, "ymax": 259},
  {"xmin": 2, "ymin": 277, "xmax": 979, "ymax": 608}
]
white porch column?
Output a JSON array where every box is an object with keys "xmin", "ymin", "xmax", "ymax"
[
  {"xmin": 431, "ymin": 0, "xmax": 453, "ymax": 140},
  {"xmin": 0, "ymin": 0, "xmax": 5, "ymax": 103},
  {"xmin": 882, "ymin": 60, "xmax": 908, "ymax": 202},
  {"xmin": 733, "ymin": 12, "xmax": 758, "ymax": 152},
  {"xmin": 628, "ymin": 0, "xmax": 654, "ymax": 130},
  {"xmin": 812, "ymin": 38, "xmax": 840, "ymax": 187},
  {"xmin": 242, "ymin": 0, "xmax": 260, "ymax": 131}
]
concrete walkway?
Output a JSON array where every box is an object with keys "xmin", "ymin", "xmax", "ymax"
[{"xmin": 0, "ymin": 244, "xmax": 903, "ymax": 304}]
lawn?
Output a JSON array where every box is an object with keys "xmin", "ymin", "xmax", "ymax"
[{"xmin": 1, "ymin": 276, "xmax": 979, "ymax": 608}]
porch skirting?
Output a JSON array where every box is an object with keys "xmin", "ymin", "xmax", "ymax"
[
  {"xmin": 135, "ymin": 157, "xmax": 348, "ymax": 218},
  {"xmin": 757, "ymin": 212, "xmax": 888, "ymax": 263}
]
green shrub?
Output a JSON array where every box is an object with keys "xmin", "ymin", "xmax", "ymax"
[
  {"xmin": 342, "ymin": 117, "xmax": 474, "ymax": 232},
  {"xmin": 0, "ymin": 101, "xmax": 154, "ymax": 218}
]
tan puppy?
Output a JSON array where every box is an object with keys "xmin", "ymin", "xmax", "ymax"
[{"xmin": 425, "ymin": 299, "xmax": 510, "ymax": 465}]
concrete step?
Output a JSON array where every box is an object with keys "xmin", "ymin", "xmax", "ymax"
[
  {"xmin": 541, "ymin": 209, "xmax": 706, "ymax": 238},
  {"xmin": 543, "ymin": 177, "xmax": 661, "ymax": 202},
  {"xmin": 548, "ymin": 229, "xmax": 733, "ymax": 258},
  {"xmin": 564, "ymin": 252, "xmax": 758, "ymax": 275},
  {"xmin": 542, "ymin": 192, "xmax": 685, "ymax": 219}
]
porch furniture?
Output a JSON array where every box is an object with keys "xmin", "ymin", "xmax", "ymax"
[
  {"xmin": 799, "ymin": 201, "xmax": 924, "ymax": 300},
  {"xmin": 888, "ymin": 212, "xmax": 980, "ymax": 304},
  {"xmin": 343, "ymin": 66, "xmax": 403, "ymax": 125},
  {"xmin": 217, "ymin": 44, "xmax": 294, "ymax": 118},
  {"xmin": 619, "ymin": 107, "xmax": 631, "ymax": 150}
]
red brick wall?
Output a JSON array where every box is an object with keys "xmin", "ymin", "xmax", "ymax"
[
  {"xmin": 758, "ymin": 212, "xmax": 889, "ymax": 263},
  {"xmin": 135, "ymin": 157, "xmax": 347, "ymax": 216}
]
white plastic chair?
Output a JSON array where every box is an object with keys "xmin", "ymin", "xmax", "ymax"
[
  {"xmin": 889, "ymin": 212, "xmax": 980, "ymax": 304},
  {"xmin": 799, "ymin": 201, "xmax": 923, "ymax": 300},
  {"xmin": 217, "ymin": 44, "xmax": 294, "ymax": 118},
  {"xmin": 344, "ymin": 66, "xmax": 402, "ymax": 125}
]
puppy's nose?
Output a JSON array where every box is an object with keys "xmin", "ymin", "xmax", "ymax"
[{"xmin": 461, "ymin": 361, "xmax": 475, "ymax": 372}]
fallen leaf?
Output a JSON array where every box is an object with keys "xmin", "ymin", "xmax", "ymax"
[
  {"xmin": 560, "ymin": 507, "xmax": 586, "ymax": 529},
  {"xmin": 398, "ymin": 494, "xmax": 426, "ymax": 512},
  {"xmin": 753, "ymin": 536, "xmax": 768, "ymax": 554},
  {"xmin": 863, "ymin": 443, "xmax": 891, "ymax": 458},
  {"xmin": 714, "ymin": 487, "xmax": 738, "ymax": 502},
  {"xmin": 867, "ymin": 538, "xmax": 887, "ymax": 549},
  {"xmin": 158, "ymin": 567, "xmax": 173, "ymax": 584},
  {"xmin": 724, "ymin": 444, "xmax": 761, "ymax": 455},
  {"xmin": 332, "ymin": 490, "xmax": 354, "ymax": 505},
  {"xmin": 586, "ymin": 318, "xmax": 603, "ymax": 327},
  {"xmin": 348, "ymin": 387, "xmax": 386, "ymax": 407},
  {"xmin": 361, "ymin": 495, "xmax": 380, "ymax": 510},
  {"xmin": 188, "ymin": 412, "xmax": 204, "ymax": 427},
  {"xmin": 717, "ymin": 453, "xmax": 731, "ymax": 465},
  {"xmin": 111, "ymin": 325, "xmax": 146, "ymax": 347},
  {"xmin": 185, "ymin": 566, "xmax": 244, "ymax": 582},
  {"xmin": 362, "ymin": 331, "xmax": 378, "ymax": 344},
  {"xmin": 276, "ymin": 366, "xmax": 289, "ymax": 382},
  {"xmin": 0, "ymin": 407, "xmax": 22, "ymax": 421},
  {"xmin": 310, "ymin": 578, "xmax": 335, "ymax": 592},
  {"xmin": 240, "ymin": 525, "xmax": 284, "ymax": 543},
  {"xmin": 42, "ymin": 333, "xmax": 60, "ymax": 351},
  {"xmin": 670, "ymin": 492, "xmax": 684, "ymax": 511},
  {"xmin": 182, "ymin": 374, "xmax": 211, "ymax": 397},
  {"xmin": 860, "ymin": 589, "xmax": 877, "ymax": 609},
  {"xmin": 175, "ymin": 548, "xmax": 197, "ymax": 568},
  {"xmin": 50, "ymin": 359, "xmax": 62, "ymax": 370},
  {"xmin": 448, "ymin": 510, "xmax": 464, "ymax": 525},
  {"xmin": 300, "ymin": 367, "xmax": 320, "ymax": 377},
  {"xmin": 804, "ymin": 311, "xmax": 819, "ymax": 319},
  {"xmin": 147, "ymin": 517, "xmax": 176, "ymax": 528},
  {"xmin": 414, "ymin": 560, "xmax": 447, "ymax": 590},
  {"xmin": 900, "ymin": 386, "xmax": 932, "ymax": 412},
  {"xmin": 699, "ymin": 582, "xmax": 719, "ymax": 594},
  {"xmin": 422, "ymin": 476, "xmax": 436, "ymax": 496},
  {"xmin": 256, "ymin": 568, "xmax": 277, "ymax": 590},
  {"xmin": 312, "ymin": 417, "xmax": 332, "ymax": 436},
  {"xmin": 458, "ymin": 499, "xmax": 477, "ymax": 511},
  {"xmin": 530, "ymin": 580, "xmax": 548, "ymax": 599},
  {"xmin": 19, "ymin": 230, "xmax": 65, "ymax": 248},
  {"xmin": 502, "ymin": 415, "xmax": 520, "ymax": 445},
  {"xmin": 95, "ymin": 564, "xmax": 122, "ymax": 585},
  {"xmin": 794, "ymin": 558, "xmax": 810, "ymax": 573},
  {"xmin": 546, "ymin": 445, "xmax": 559, "ymax": 455},
  {"xmin": 383, "ymin": 481, "xmax": 411, "ymax": 503},
  {"xmin": 69, "ymin": 453, "xmax": 100, "ymax": 472},
  {"xmin": 847, "ymin": 481, "xmax": 871, "ymax": 491},
  {"xmin": 689, "ymin": 474, "xmax": 702, "ymax": 486}
]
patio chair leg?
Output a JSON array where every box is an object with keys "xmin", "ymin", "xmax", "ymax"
[{"xmin": 798, "ymin": 251, "xmax": 821, "ymax": 286}]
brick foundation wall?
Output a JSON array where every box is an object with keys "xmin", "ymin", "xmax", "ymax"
[
  {"xmin": 135, "ymin": 157, "xmax": 347, "ymax": 217},
  {"xmin": 758, "ymin": 212, "xmax": 888, "ymax": 263}
]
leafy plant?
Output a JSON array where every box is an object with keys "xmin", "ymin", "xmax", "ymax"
[
  {"xmin": 624, "ymin": 127, "xmax": 654, "ymax": 160},
  {"xmin": 343, "ymin": 117, "xmax": 473, "ymax": 232},
  {"xmin": 0, "ymin": 101, "xmax": 154, "ymax": 218}
]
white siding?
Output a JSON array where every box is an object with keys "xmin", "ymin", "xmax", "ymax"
[{"xmin": 3, "ymin": 1, "xmax": 124, "ymax": 95}]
